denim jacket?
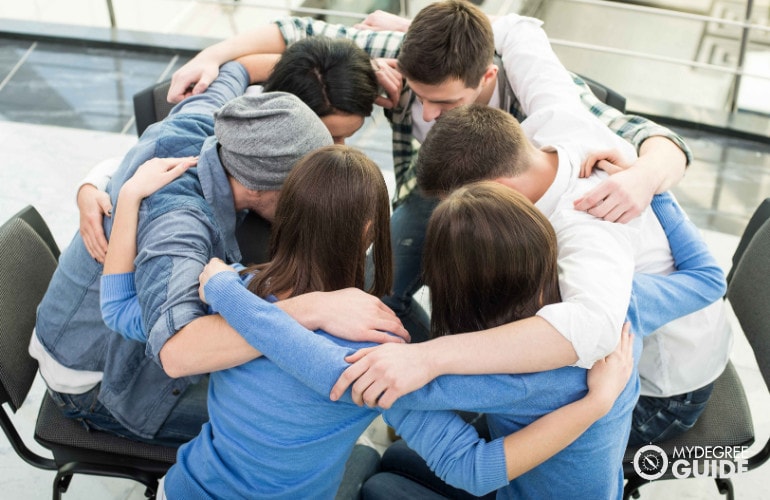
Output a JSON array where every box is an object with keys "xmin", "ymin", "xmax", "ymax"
[{"xmin": 34, "ymin": 62, "xmax": 248, "ymax": 439}]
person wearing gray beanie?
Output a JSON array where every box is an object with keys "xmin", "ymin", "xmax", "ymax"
[
  {"xmin": 215, "ymin": 91, "xmax": 333, "ymax": 191},
  {"xmin": 32, "ymin": 62, "xmax": 348, "ymax": 448}
]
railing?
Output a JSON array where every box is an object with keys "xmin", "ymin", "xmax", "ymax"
[{"xmin": 533, "ymin": 0, "xmax": 770, "ymax": 113}]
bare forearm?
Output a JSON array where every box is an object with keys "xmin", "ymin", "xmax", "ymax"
[
  {"xmin": 103, "ymin": 192, "xmax": 141, "ymax": 275},
  {"xmin": 235, "ymin": 54, "xmax": 281, "ymax": 84},
  {"xmin": 275, "ymin": 291, "xmax": 322, "ymax": 330},
  {"xmin": 503, "ymin": 393, "xmax": 608, "ymax": 479},
  {"xmin": 197, "ymin": 25, "xmax": 287, "ymax": 65},
  {"xmin": 429, "ymin": 316, "xmax": 578, "ymax": 377},
  {"xmin": 159, "ymin": 315, "xmax": 261, "ymax": 378},
  {"xmin": 637, "ymin": 136, "xmax": 687, "ymax": 193}
]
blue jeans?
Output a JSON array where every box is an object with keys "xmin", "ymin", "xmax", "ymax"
[
  {"xmin": 362, "ymin": 440, "xmax": 495, "ymax": 500},
  {"xmin": 628, "ymin": 382, "xmax": 715, "ymax": 446},
  {"xmin": 47, "ymin": 377, "xmax": 209, "ymax": 447},
  {"xmin": 378, "ymin": 192, "xmax": 438, "ymax": 343}
]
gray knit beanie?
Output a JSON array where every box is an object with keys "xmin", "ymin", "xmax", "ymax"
[{"xmin": 215, "ymin": 92, "xmax": 333, "ymax": 191}]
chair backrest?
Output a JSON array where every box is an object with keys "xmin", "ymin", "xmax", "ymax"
[
  {"xmin": 13, "ymin": 205, "xmax": 60, "ymax": 260},
  {"xmin": 727, "ymin": 197, "xmax": 770, "ymax": 284},
  {"xmin": 0, "ymin": 217, "xmax": 58, "ymax": 412},
  {"xmin": 578, "ymin": 74, "xmax": 627, "ymax": 113},
  {"xmin": 727, "ymin": 216, "xmax": 770, "ymax": 392},
  {"xmin": 133, "ymin": 80, "xmax": 174, "ymax": 137}
]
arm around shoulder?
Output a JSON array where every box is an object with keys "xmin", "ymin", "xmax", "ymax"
[{"xmin": 167, "ymin": 24, "xmax": 287, "ymax": 102}]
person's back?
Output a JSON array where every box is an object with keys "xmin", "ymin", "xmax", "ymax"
[
  {"xmin": 520, "ymin": 103, "xmax": 731, "ymax": 442},
  {"xmin": 190, "ymin": 281, "xmax": 633, "ymax": 499},
  {"xmin": 486, "ymin": 368, "xmax": 629, "ymax": 498},
  {"xmin": 171, "ymin": 327, "xmax": 630, "ymax": 499},
  {"xmin": 412, "ymin": 183, "xmax": 634, "ymax": 498},
  {"xmin": 170, "ymin": 330, "xmax": 379, "ymax": 498}
]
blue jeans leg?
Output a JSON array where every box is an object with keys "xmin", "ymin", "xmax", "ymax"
[
  {"xmin": 48, "ymin": 377, "xmax": 209, "ymax": 447},
  {"xmin": 628, "ymin": 382, "xmax": 715, "ymax": 446},
  {"xmin": 380, "ymin": 192, "xmax": 438, "ymax": 344}
]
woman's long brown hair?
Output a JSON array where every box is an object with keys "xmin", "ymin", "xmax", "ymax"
[
  {"xmin": 243, "ymin": 145, "xmax": 392, "ymax": 299},
  {"xmin": 423, "ymin": 181, "xmax": 561, "ymax": 338}
]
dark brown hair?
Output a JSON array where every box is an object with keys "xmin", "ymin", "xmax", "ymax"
[
  {"xmin": 264, "ymin": 37, "xmax": 378, "ymax": 118},
  {"xmin": 423, "ymin": 181, "xmax": 561, "ymax": 338},
  {"xmin": 244, "ymin": 145, "xmax": 392, "ymax": 298},
  {"xmin": 398, "ymin": 0, "xmax": 494, "ymax": 87},
  {"xmin": 416, "ymin": 104, "xmax": 533, "ymax": 196}
]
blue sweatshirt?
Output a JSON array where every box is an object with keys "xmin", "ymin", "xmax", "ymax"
[{"xmin": 100, "ymin": 193, "xmax": 725, "ymax": 499}]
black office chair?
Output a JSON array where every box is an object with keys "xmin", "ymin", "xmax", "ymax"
[
  {"xmin": 13, "ymin": 206, "xmax": 60, "ymax": 260},
  {"xmin": 726, "ymin": 198, "xmax": 770, "ymax": 284},
  {"xmin": 622, "ymin": 199, "xmax": 770, "ymax": 499},
  {"xmin": 133, "ymin": 80, "xmax": 174, "ymax": 137},
  {"xmin": 0, "ymin": 207, "xmax": 177, "ymax": 500}
]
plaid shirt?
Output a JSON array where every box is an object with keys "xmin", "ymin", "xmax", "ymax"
[{"xmin": 276, "ymin": 17, "xmax": 692, "ymax": 207}]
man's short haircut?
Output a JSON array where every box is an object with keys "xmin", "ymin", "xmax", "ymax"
[
  {"xmin": 416, "ymin": 104, "xmax": 531, "ymax": 196},
  {"xmin": 398, "ymin": 0, "xmax": 494, "ymax": 87},
  {"xmin": 265, "ymin": 37, "xmax": 377, "ymax": 118}
]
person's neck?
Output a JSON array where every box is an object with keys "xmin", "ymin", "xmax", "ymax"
[
  {"xmin": 496, "ymin": 149, "xmax": 559, "ymax": 204},
  {"xmin": 475, "ymin": 71, "xmax": 498, "ymax": 106}
]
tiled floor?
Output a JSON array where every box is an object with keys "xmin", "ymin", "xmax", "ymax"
[{"xmin": 1, "ymin": 1, "xmax": 770, "ymax": 499}]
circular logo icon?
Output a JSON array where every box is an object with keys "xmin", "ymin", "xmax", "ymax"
[{"xmin": 633, "ymin": 444, "xmax": 669, "ymax": 480}]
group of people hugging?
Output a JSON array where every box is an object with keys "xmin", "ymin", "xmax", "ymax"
[{"xmin": 31, "ymin": 1, "xmax": 732, "ymax": 498}]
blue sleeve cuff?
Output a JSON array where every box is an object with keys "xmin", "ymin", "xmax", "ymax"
[{"xmin": 101, "ymin": 272, "xmax": 137, "ymax": 298}]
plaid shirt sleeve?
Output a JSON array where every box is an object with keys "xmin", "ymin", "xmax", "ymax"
[
  {"xmin": 571, "ymin": 74, "xmax": 693, "ymax": 164},
  {"xmin": 275, "ymin": 16, "xmax": 404, "ymax": 58}
]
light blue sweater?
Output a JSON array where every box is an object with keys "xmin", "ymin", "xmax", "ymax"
[{"xmin": 100, "ymin": 192, "xmax": 725, "ymax": 499}]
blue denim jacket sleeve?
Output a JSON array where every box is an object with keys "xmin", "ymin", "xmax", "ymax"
[{"xmin": 134, "ymin": 204, "xmax": 220, "ymax": 361}]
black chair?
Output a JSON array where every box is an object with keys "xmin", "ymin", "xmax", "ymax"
[
  {"xmin": 133, "ymin": 80, "xmax": 174, "ymax": 137},
  {"xmin": 13, "ymin": 205, "xmax": 60, "ymax": 260},
  {"xmin": 622, "ymin": 200, "xmax": 770, "ymax": 499},
  {"xmin": 577, "ymin": 74, "xmax": 627, "ymax": 113},
  {"xmin": 726, "ymin": 198, "xmax": 770, "ymax": 284},
  {"xmin": 0, "ymin": 207, "xmax": 177, "ymax": 499}
]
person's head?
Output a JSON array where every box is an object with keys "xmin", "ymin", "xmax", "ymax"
[
  {"xmin": 214, "ymin": 91, "xmax": 333, "ymax": 221},
  {"xmin": 398, "ymin": 0, "xmax": 497, "ymax": 121},
  {"xmin": 264, "ymin": 37, "xmax": 378, "ymax": 144},
  {"xmin": 245, "ymin": 145, "xmax": 392, "ymax": 299},
  {"xmin": 416, "ymin": 104, "xmax": 533, "ymax": 197},
  {"xmin": 423, "ymin": 181, "xmax": 561, "ymax": 338}
]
